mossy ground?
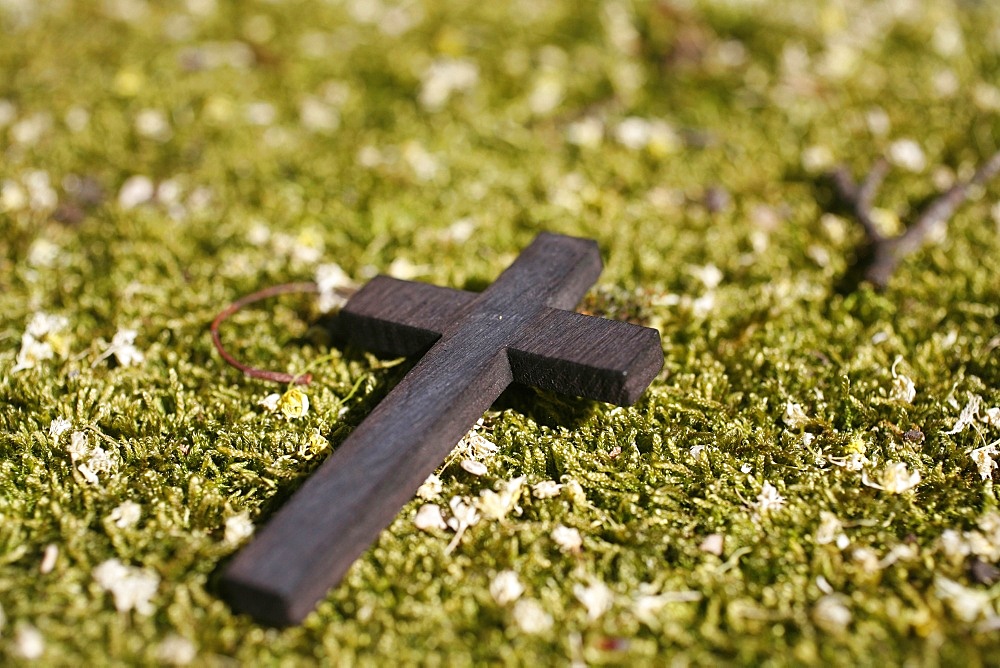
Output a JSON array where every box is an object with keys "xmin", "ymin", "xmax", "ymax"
[{"xmin": 2, "ymin": 0, "xmax": 1000, "ymax": 664}]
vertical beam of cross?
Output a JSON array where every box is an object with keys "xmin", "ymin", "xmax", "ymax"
[{"xmin": 221, "ymin": 233, "xmax": 663, "ymax": 626}]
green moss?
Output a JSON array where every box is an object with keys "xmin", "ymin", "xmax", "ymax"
[{"xmin": 2, "ymin": 0, "xmax": 1000, "ymax": 664}]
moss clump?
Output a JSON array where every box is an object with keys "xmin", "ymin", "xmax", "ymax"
[{"xmin": 2, "ymin": 0, "xmax": 999, "ymax": 664}]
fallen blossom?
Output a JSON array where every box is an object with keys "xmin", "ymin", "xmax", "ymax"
[
  {"xmin": 40, "ymin": 544, "xmax": 58, "ymax": 574},
  {"xmin": 13, "ymin": 312, "xmax": 69, "ymax": 372},
  {"xmin": 414, "ymin": 504, "xmax": 448, "ymax": 532},
  {"xmin": 92, "ymin": 559, "xmax": 159, "ymax": 615},
  {"xmin": 445, "ymin": 496, "xmax": 480, "ymax": 554},
  {"xmin": 224, "ymin": 512, "xmax": 255, "ymax": 545},
  {"xmin": 490, "ymin": 570, "xmax": 524, "ymax": 605},
  {"xmin": 699, "ymin": 533, "xmax": 724, "ymax": 555},
  {"xmin": 259, "ymin": 393, "xmax": 281, "ymax": 412},
  {"xmin": 419, "ymin": 58, "xmax": 478, "ymax": 111},
  {"xmin": 888, "ymin": 139, "xmax": 926, "ymax": 172},
  {"xmin": 970, "ymin": 442, "xmax": 998, "ymax": 481},
  {"xmin": 782, "ymin": 401, "xmax": 810, "ymax": 429},
  {"xmin": 278, "ymin": 388, "xmax": 310, "ymax": 419},
  {"xmin": 754, "ymin": 481, "xmax": 785, "ymax": 515},
  {"xmin": 315, "ymin": 262, "xmax": 354, "ymax": 312},
  {"xmin": 512, "ymin": 598, "xmax": 552, "ymax": 634},
  {"xmin": 945, "ymin": 395, "xmax": 982, "ymax": 434},
  {"xmin": 156, "ymin": 635, "xmax": 197, "ymax": 666},
  {"xmin": 863, "ymin": 461, "xmax": 920, "ymax": 494},
  {"xmin": 938, "ymin": 529, "xmax": 971, "ymax": 563},
  {"xmin": 460, "ymin": 459, "xmax": 488, "ymax": 476},
  {"xmin": 566, "ymin": 117, "xmax": 603, "ymax": 148},
  {"xmin": 108, "ymin": 501, "xmax": 142, "ymax": 529},
  {"xmin": 531, "ymin": 480, "xmax": 562, "ymax": 499},
  {"xmin": 812, "ymin": 595, "xmax": 852, "ymax": 633},
  {"xmin": 551, "ymin": 525, "xmax": 582, "ymax": 553},
  {"xmin": 49, "ymin": 417, "xmax": 72, "ymax": 441},
  {"xmin": 95, "ymin": 328, "xmax": 144, "ymax": 367},
  {"xmin": 935, "ymin": 576, "xmax": 992, "ymax": 622},
  {"xmin": 458, "ymin": 429, "xmax": 498, "ymax": 459},
  {"xmin": 573, "ymin": 581, "xmax": 614, "ymax": 621},
  {"xmin": 477, "ymin": 477, "xmax": 525, "ymax": 521},
  {"xmin": 13, "ymin": 623, "xmax": 45, "ymax": 660},
  {"xmin": 118, "ymin": 175, "xmax": 155, "ymax": 209},
  {"xmin": 815, "ymin": 512, "xmax": 844, "ymax": 546},
  {"xmin": 67, "ymin": 431, "xmax": 89, "ymax": 461},
  {"xmin": 416, "ymin": 473, "xmax": 443, "ymax": 500},
  {"xmin": 889, "ymin": 358, "xmax": 916, "ymax": 403}
]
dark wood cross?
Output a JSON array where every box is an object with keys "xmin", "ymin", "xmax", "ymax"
[{"xmin": 221, "ymin": 232, "xmax": 663, "ymax": 626}]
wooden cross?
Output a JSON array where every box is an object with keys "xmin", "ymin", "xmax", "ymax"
[{"xmin": 221, "ymin": 232, "xmax": 663, "ymax": 626}]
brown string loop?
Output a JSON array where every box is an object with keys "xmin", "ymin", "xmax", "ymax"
[{"xmin": 210, "ymin": 282, "xmax": 320, "ymax": 385}]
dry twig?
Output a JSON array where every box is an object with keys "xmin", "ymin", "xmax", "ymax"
[{"xmin": 830, "ymin": 150, "xmax": 1000, "ymax": 291}]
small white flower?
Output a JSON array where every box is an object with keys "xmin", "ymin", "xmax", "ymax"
[
  {"xmin": 782, "ymin": 401, "xmax": 810, "ymax": 429},
  {"xmin": 445, "ymin": 496, "xmax": 480, "ymax": 554},
  {"xmin": 447, "ymin": 496, "xmax": 480, "ymax": 531},
  {"xmin": 983, "ymin": 407, "xmax": 1000, "ymax": 428},
  {"xmin": 13, "ymin": 334, "xmax": 55, "ymax": 372},
  {"xmin": 86, "ymin": 445, "xmax": 116, "ymax": 476},
  {"xmin": 566, "ymin": 117, "xmax": 603, "ymax": 148},
  {"xmin": 135, "ymin": 108, "xmax": 172, "ymax": 141},
  {"xmin": 68, "ymin": 431, "xmax": 89, "ymax": 461},
  {"xmin": 27, "ymin": 238, "xmax": 62, "ymax": 267},
  {"xmin": 49, "ymin": 417, "xmax": 72, "ymax": 440},
  {"xmin": 416, "ymin": 473, "xmax": 443, "ymax": 500},
  {"xmin": 945, "ymin": 394, "xmax": 982, "ymax": 434},
  {"xmin": 40, "ymin": 544, "xmax": 58, "ymax": 574},
  {"xmin": 935, "ymin": 576, "xmax": 992, "ymax": 622},
  {"xmin": 156, "ymin": 635, "xmax": 197, "ymax": 666},
  {"xmin": 419, "ymin": 58, "xmax": 479, "ymax": 111},
  {"xmin": 224, "ymin": 512, "xmax": 255, "ymax": 545},
  {"xmin": 14, "ymin": 312, "xmax": 70, "ymax": 373},
  {"xmin": 573, "ymin": 580, "xmax": 614, "ymax": 621},
  {"xmin": 315, "ymin": 262, "xmax": 354, "ymax": 312},
  {"xmin": 815, "ymin": 512, "xmax": 843, "ymax": 546},
  {"xmin": 801, "ymin": 145, "xmax": 834, "ymax": 173},
  {"xmin": 278, "ymin": 388, "xmax": 310, "ymax": 419},
  {"xmin": 938, "ymin": 529, "xmax": 971, "ymax": 563},
  {"xmin": 690, "ymin": 264, "xmax": 723, "ymax": 289},
  {"xmin": 740, "ymin": 463, "xmax": 753, "ymax": 474},
  {"xmin": 699, "ymin": 533, "xmax": 725, "ymax": 556},
  {"xmin": 754, "ymin": 481, "xmax": 786, "ymax": 515},
  {"xmin": 13, "ymin": 623, "xmax": 45, "ymax": 660},
  {"xmin": 477, "ymin": 477, "xmax": 525, "ymax": 521},
  {"xmin": 614, "ymin": 117, "xmax": 650, "ymax": 150},
  {"xmin": 813, "ymin": 595, "xmax": 852, "ymax": 633},
  {"xmin": 414, "ymin": 504, "xmax": 448, "ymax": 532},
  {"xmin": 299, "ymin": 96, "xmax": 339, "ymax": 133},
  {"xmin": 970, "ymin": 442, "xmax": 998, "ymax": 481},
  {"xmin": 118, "ymin": 175, "xmax": 155, "ymax": 209},
  {"xmin": 457, "ymin": 429, "xmax": 498, "ymax": 459},
  {"xmin": 259, "ymin": 393, "xmax": 281, "ymax": 412},
  {"xmin": 889, "ymin": 358, "xmax": 916, "ymax": 404},
  {"xmin": 490, "ymin": 570, "xmax": 524, "ymax": 606},
  {"xmin": 888, "ymin": 139, "xmax": 926, "ymax": 172},
  {"xmin": 551, "ymin": 525, "xmax": 582, "ymax": 553},
  {"xmin": 864, "ymin": 461, "xmax": 921, "ymax": 494},
  {"xmin": 92, "ymin": 559, "xmax": 159, "ymax": 615},
  {"xmin": 531, "ymin": 480, "xmax": 562, "ymax": 499},
  {"xmin": 108, "ymin": 501, "xmax": 142, "ymax": 529},
  {"xmin": 689, "ymin": 444, "xmax": 706, "ymax": 458},
  {"xmin": 96, "ymin": 328, "xmax": 145, "ymax": 367},
  {"xmin": 512, "ymin": 598, "xmax": 553, "ymax": 634},
  {"xmin": 460, "ymin": 459, "xmax": 488, "ymax": 476}
]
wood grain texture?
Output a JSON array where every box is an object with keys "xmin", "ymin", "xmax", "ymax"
[{"xmin": 221, "ymin": 232, "xmax": 664, "ymax": 626}]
